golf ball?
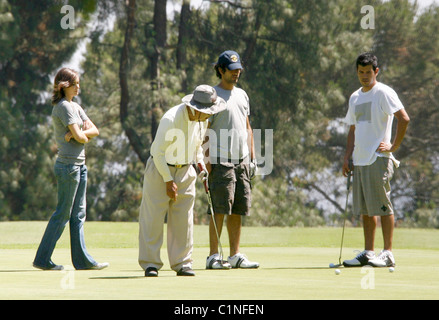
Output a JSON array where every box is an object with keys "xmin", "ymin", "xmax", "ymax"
[
  {"xmin": 389, "ymin": 267, "xmax": 395, "ymax": 273},
  {"xmin": 335, "ymin": 269, "xmax": 341, "ymax": 275}
]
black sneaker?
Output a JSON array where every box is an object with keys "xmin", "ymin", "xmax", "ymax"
[
  {"xmin": 33, "ymin": 263, "xmax": 64, "ymax": 271},
  {"xmin": 343, "ymin": 250, "xmax": 375, "ymax": 267},
  {"xmin": 145, "ymin": 267, "xmax": 158, "ymax": 277},
  {"xmin": 177, "ymin": 267, "xmax": 195, "ymax": 276}
]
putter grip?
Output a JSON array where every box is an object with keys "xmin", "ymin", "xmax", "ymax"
[
  {"xmin": 197, "ymin": 163, "xmax": 209, "ymax": 193},
  {"xmin": 347, "ymin": 160, "xmax": 353, "ymax": 190},
  {"xmin": 347, "ymin": 170, "xmax": 352, "ymax": 190}
]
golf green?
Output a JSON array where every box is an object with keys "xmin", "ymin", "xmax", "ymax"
[{"xmin": 0, "ymin": 222, "xmax": 438, "ymax": 300}]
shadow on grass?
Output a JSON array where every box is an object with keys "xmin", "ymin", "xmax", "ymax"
[
  {"xmin": 0, "ymin": 269, "xmax": 40, "ymax": 272},
  {"xmin": 89, "ymin": 276, "xmax": 145, "ymax": 279}
]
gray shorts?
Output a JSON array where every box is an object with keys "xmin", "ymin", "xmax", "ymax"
[
  {"xmin": 353, "ymin": 156, "xmax": 395, "ymax": 217},
  {"xmin": 208, "ymin": 160, "xmax": 251, "ymax": 216}
]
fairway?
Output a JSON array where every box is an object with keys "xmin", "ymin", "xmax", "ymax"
[{"xmin": 1, "ymin": 222, "xmax": 439, "ymax": 300}]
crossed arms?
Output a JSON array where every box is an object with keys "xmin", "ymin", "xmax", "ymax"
[{"xmin": 64, "ymin": 120, "xmax": 99, "ymax": 144}]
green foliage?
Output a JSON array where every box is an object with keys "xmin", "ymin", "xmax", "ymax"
[
  {"xmin": 0, "ymin": 0, "xmax": 98, "ymax": 220},
  {"xmin": 247, "ymin": 177, "xmax": 325, "ymax": 227},
  {"xmin": 2, "ymin": 0, "xmax": 439, "ymax": 227}
]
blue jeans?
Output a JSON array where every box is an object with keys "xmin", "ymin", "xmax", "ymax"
[{"xmin": 33, "ymin": 161, "xmax": 97, "ymax": 269}]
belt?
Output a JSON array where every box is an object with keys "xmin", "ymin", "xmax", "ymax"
[
  {"xmin": 217, "ymin": 157, "xmax": 246, "ymax": 164},
  {"xmin": 167, "ymin": 163, "xmax": 189, "ymax": 168},
  {"xmin": 150, "ymin": 156, "xmax": 189, "ymax": 168}
]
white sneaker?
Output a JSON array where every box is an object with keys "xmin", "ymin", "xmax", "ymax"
[
  {"xmin": 343, "ymin": 250, "xmax": 375, "ymax": 267},
  {"xmin": 206, "ymin": 254, "xmax": 231, "ymax": 269},
  {"xmin": 228, "ymin": 253, "xmax": 259, "ymax": 269},
  {"xmin": 368, "ymin": 250, "xmax": 395, "ymax": 267},
  {"xmin": 90, "ymin": 262, "xmax": 109, "ymax": 270}
]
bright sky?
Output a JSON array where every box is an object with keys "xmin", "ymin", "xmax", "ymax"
[
  {"xmin": 187, "ymin": 0, "xmax": 439, "ymax": 12},
  {"xmin": 387, "ymin": 0, "xmax": 439, "ymax": 11},
  {"xmin": 413, "ymin": 0, "xmax": 438, "ymax": 8}
]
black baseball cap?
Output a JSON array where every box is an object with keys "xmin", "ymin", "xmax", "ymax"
[{"xmin": 216, "ymin": 50, "xmax": 243, "ymax": 70}]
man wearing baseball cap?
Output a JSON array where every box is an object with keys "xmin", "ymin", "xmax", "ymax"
[
  {"xmin": 138, "ymin": 85, "xmax": 226, "ymax": 277},
  {"xmin": 204, "ymin": 50, "xmax": 259, "ymax": 269}
]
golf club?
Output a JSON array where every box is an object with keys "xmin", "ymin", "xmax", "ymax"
[
  {"xmin": 198, "ymin": 163, "xmax": 231, "ymax": 269},
  {"xmin": 330, "ymin": 160, "xmax": 353, "ymax": 268}
]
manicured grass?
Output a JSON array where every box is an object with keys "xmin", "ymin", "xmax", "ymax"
[
  {"xmin": 2, "ymin": 221, "xmax": 439, "ymax": 250},
  {"xmin": 0, "ymin": 222, "xmax": 439, "ymax": 301}
]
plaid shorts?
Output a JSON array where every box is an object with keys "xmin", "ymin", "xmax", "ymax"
[
  {"xmin": 353, "ymin": 156, "xmax": 395, "ymax": 217},
  {"xmin": 208, "ymin": 160, "xmax": 251, "ymax": 216}
]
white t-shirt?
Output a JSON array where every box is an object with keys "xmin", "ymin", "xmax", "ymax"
[
  {"xmin": 344, "ymin": 82, "xmax": 404, "ymax": 167},
  {"xmin": 208, "ymin": 86, "xmax": 250, "ymax": 163}
]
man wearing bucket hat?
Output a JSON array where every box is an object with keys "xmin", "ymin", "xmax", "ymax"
[
  {"xmin": 204, "ymin": 50, "xmax": 259, "ymax": 269},
  {"xmin": 138, "ymin": 85, "xmax": 226, "ymax": 277}
]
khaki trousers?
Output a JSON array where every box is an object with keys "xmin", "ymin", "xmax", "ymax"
[
  {"xmin": 138, "ymin": 157, "xmax": 196, "ymax": 272},
  {"xmin": 353, "ymin": 156, "xmax": 395, "ymax": 217}
]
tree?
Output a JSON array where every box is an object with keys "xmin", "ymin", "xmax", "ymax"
[
  {"xmin": 3, "ymin": 0, "xmax": 439, "ymax": 227},
  {"xmin": 0, "ymin": 0, "xmax": 97, "ymax": 220}
]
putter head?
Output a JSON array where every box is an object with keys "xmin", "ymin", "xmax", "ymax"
[
  {"xmin": 329, "ymin": 263, "xmax": 343, "ymax": 268},
  {"xmin": 221, "ymin": 260, "xmax": 232, "ymax": 269}
]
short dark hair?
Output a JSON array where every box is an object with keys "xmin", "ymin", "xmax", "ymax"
[
  {"xmin": 214, "ymin": 63, "xmax": 227, "ymax": 79},
  {"xmin": 214, "ymin": 60, "xmax": 244, "ymax": 79},
  {"xmin": 356, "ymin": 52, "xmax": 378, "ymax": 71}
]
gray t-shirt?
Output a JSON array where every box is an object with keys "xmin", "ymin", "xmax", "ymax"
[
  {"xmin": 52, "ymin": 98, "xmax": 89, "ymax": 165},
  {"xmin": 208, "ymin": 86, "xmax": 250, "ymax": 163}
]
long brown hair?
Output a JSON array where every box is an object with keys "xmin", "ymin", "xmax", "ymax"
[{"xmin": 52, "ymin": 68, "xmax": 79, "ymax": 105}]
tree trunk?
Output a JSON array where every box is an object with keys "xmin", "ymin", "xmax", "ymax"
[
  {"xmin": 119, "ymin": 0, "xmax": 148, "ymax": 165},
  {"xmin": 150, "ymin": 0, "xmax": 167, "ymax": 140},
  {"xmin": 177, "ymin": 0, "xmax": 191, "ymax": 92}
]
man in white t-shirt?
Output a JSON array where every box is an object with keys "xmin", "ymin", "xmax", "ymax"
[{"xmin": 342, "ymin": 53, "xmax": 410, "ymax": 268}]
